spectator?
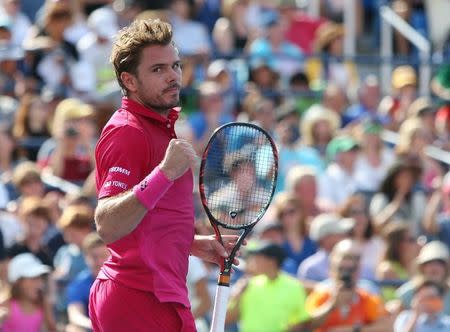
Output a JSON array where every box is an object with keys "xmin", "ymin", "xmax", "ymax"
[
  {"xmin": 379, "ymin": 65, "xmax": 417, "ymax": 131},
  {"xmin": 406, "ymin": 97, "xmax": 438, "ymax": 144},
  {"xmin": 226, "ymin": 241, "xmax": 310, "ymax": 332},
  {"xmin": 247, "ymin": 96, "xmax": 277, "ymax": 135},
  {"xmin": 318, "ymin": 135, "xmax": 360, "ymax": 209},
  {"xmin": 0, "ymin": 126, "xmax": 18, "ymax": 200},
  {"xmin": 187, "ymin": 81, "xmax": 233, "ymax": 154},
  {"xmin": 248, "ymin": 10, "xmax": 304, "ymax": 83},
  {"xmin": 297, "ymin": 213, "xmax": 353, "ymax": 285},
  {"xmin": 0, "ymin": 253, "xmax": 56, "ymax": 332},
  {"xmin": 431, "ymin": 64, "xmax": 450, "ymax": 151},
  {"xmin": 369, "ymin": 157, "xmax": 426, "ymax": 235},
  {"xmin": 37, "ymin": 98, "xmax": 96, "ymax": 185},
  {"xmin": 65, "ymin": 232, "xmax": 108, "ymax": 332},
  {"xmin": 272, "ymin": 192, "xmax": 317, "ymax": 275},
  {"xmin": 338, "ymin": 193, "xmax": 384, "ymax": 281},
  {"xmin": 321, "ymin": 83, "xmax": 349, "ymax": 121},
  {"xmin": 306, "ymin": 22, "xmax": 359, "ymax": 94},
  {"xmin": 7, "ymin": 196, "xmax": 53, "ymax": 266},
  {"xmin": 52, "ymin": 205, "xmax": 93, "ymax": 317},
  {"xmin": 394, "ymin": 279, "xmax": 450, "ymax": 332},
  {"xmin": 396, "ymin": 117, "xmax": 444, "ymax": 192},
  {"xmin": 274, "ymin": 103, "xmax": 324, "ymax": 192},
  {"xmin": 10, "ymin": 161, "xmax": 45, "ymax": 202},
  {"xmin": 422, "ymin": 171, "xmax": 450, "ymax": 249},
  {"xmin": 285, "ymin": 166, "xmax": 322, "ymax": 220},
  {"xmin": 245, "ymin": 62, "xmax": 281, "ymax": 101},
  {"xmin": 301, "ymin": 239, "xmax": 390, "ymax": 332},
  {"xmin": 343, "ymin": 74, "xmax": 385, "ymax": 127},
  {"xmin": 212, "ymin": 0, "xmax": 255, "ymax": 54},
  {"xmin": 12, "ymin": 94, "xmax": 52, "ymax": 161},
  {"xmin": 353, "ymin": 119, "xmax": 396, "ymax": 193},
  {"xmin": 0, "ymin": 0, "xmax": 31, "ymax": 46},
  {"xmin": 396, "ymin": 241, "xmax": 450, "ymax": 315},
  {"xmin": 287, "ymin": 71, "xmax": 319, "ymax": 115},
  {"xmin": 376, "ymin": 221, "xmax": 419, "ymax": 302},
  {"xmin": 280, "ymin": 0, "xmax": 326, "ymax": 56},
  {"xmin": 300, "ymin": 103, "xmax": 341, "ymax": 160},
  {"xmin": 23, "ymin": 0, "xmax": 93, "ymax": 98},
  {"xmin": 0, "ymin": 41, "xmax": 24, "ymax": 97},
  {"xmin": 169, "ymin": 0, "xmax": 211, "ymax": 59},
  {"xmin": 76, "ymin": 7, "xmax": 119, "ymax": 100}
]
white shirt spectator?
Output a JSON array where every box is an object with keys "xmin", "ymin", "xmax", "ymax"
[
  {"xmin": 319, "ymin": 163, "xmax": 358, "ymax": 208},
  {"xmin": 0, "ymin": 7, "xmax": 30, "ymax": 46},
  {"xmin": 354, "ymin": 149, "xmax": 396, "ymax": 192},
  {"xmin": 171, "ymin": 16, "xmax": 211, "ymax": 56}
]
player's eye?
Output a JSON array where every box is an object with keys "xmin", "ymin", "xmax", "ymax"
[{"xmin": 153, "ymin": 67, "xmax": 162, "ymax": 73}]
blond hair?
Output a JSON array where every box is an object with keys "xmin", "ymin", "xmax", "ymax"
[
  {"xmin": 57, "ymin": 205, "xmax": 94, "ymax": 230},
  {"xmin": 111, "ymin": 19, "xmax": 174, "ymax": 94},
  {"xmin": 285, "ymin": 166, "xmax": 316, "ymax": 193}
]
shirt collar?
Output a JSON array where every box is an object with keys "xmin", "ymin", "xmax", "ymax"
[{"xmin": 121, "ymin": 97, "xmax": 180, "ymax": 124}]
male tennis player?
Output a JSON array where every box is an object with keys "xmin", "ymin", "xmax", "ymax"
[{"xmin": 89, "ymin": 19, "xmax": 238, "ymax": 331}]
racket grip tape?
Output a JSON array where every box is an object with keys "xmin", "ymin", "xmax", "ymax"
[
  {"xmin": 133, "ymin": 166, "xmax": 173, "ymax": 210},
  {"xmin": 210, "ymin": 285, "xmax": 231, "ymax": 332}
]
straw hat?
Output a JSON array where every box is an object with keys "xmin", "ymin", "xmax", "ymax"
[
  {"xmin": 313, "ymin": 22, "xmax": 344, "ymax": 52},
  {"xmin": 407, "ymin": 97, "xmax": 435, "ymax": 118},
  {"xmin": 431, "ymin": 65, "xmax": 450, "ymax": 101},
  {"xmin": 300, "ymin": 104, "xmax": 341, "ymax": 146}
]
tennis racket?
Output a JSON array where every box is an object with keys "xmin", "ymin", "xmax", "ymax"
[{"xmin": 199, "ymin": 122, "xmax": 278, "ymax": 332}]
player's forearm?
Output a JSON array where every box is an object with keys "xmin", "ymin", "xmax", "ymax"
[
  {"xmin": 95, "ymin": 191, "xmax": 147, "ymax": 244},
  {"xmin": 96, "ymin": 167, "xmax": 174, "ymax": 243}
]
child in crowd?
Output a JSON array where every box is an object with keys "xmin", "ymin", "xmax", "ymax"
[{"xmin": 0, "ymin": 253, "xmax": 57, "ymax": 332}]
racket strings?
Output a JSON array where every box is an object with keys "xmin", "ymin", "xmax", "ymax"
[{"xmin": 202, "ymin": 125, "xmax": 276, "ymax": 228}]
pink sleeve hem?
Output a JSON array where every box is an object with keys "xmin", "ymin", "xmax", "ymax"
[{"xmin": 133, "ymin": 166, "xmax": 173, "ymax": 210}]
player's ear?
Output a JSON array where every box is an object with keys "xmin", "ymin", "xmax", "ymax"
[{"xmin": 121, "ymin": 72, "xmax": 138, "ymax": 94}]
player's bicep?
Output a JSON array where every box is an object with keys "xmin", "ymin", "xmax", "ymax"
[{"xmin": 96, "ymin": 126, "xmax": 150, "ymax": 199}]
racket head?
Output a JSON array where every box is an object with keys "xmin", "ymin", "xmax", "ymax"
[{"xmin": 199, "ymin": 122, "xmax": 278, "ymax": 231}]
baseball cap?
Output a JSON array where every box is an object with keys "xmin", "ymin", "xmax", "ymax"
[
  {"xmin": 391, "ymin": 65, "xmax": 417, "ymax": 90},
  {"xmin": 326, "ymin": 135, "xmax": 359, "ymax": 160},
  {"xmin": 362, "ymin": 119, "xmax": 383, "ymax": 134},
  {"xmin": 247, "ymin": 241, "xmax": 286, "ymax": 265},
  {"xmin": 309, "ymin": 214, "xmax": 354, "ymax": 242},
  {"xmin": 8, "ymin": 253, "xmax": 50, "ymax": 283},
  {"xmin": 416, "ymin": 241, "xmax": 450, "ymax": 265}
]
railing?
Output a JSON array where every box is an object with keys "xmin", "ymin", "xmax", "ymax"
[
  {"xmin": 380, "ymin": 5, "xmax": 432, "ymax": 96},
  {"xmin": 381, "ymin": 130, "xmax": 450, "ymax": 166}
]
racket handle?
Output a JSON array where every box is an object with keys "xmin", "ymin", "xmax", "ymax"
[{"xmin": 210, "ymin": 285, "xmax": 230, "ymax": 332}]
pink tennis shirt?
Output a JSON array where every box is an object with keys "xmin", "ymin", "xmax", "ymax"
[{"xmin": 95, "ymin": 97, "xmax": 195, "ymax": 307}]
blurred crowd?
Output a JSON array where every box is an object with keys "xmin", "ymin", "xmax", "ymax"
[{"xmin": 0, "ymin": 0, "xmax": 449, "ymax": 331}]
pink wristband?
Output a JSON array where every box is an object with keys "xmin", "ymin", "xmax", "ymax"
[{"xmin": 133, "ymin": 166, "xmax": 174, "ymax": 210}]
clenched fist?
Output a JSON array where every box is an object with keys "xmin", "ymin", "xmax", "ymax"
[{"xmin": 160, "ymin": 139, "xmax": 197, "ymax": 180}]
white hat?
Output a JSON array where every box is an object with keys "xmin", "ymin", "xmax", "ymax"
[
  {"xmin": 417, "ymin": 241, "xmax": 450, "ymax": 265},
  {"xmin": 309, "ymin": 214, "xmax": 354, "ymax": 242},
  {"xmin": 8, "ymin": 253, "xmax": 51, "ymax": 283},
  {"xmin": 88, "ymin": 7, "xmax": 118, "ymax": 40}
]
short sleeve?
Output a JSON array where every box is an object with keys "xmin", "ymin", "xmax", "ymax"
[
  {"xmin": 290, "ymin": 283, "xmax": 309, "ymax": 324},
  {"xmin": 95, "ymin": 125, "xmax": 150, "ymax": 199},
  {"xmin": 363, "ymin": 293, "xmax": 386, "ymax": 322},
  {"xmin": 305, "ymin": 290, "xmax": 329, "ymax": 315}
]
